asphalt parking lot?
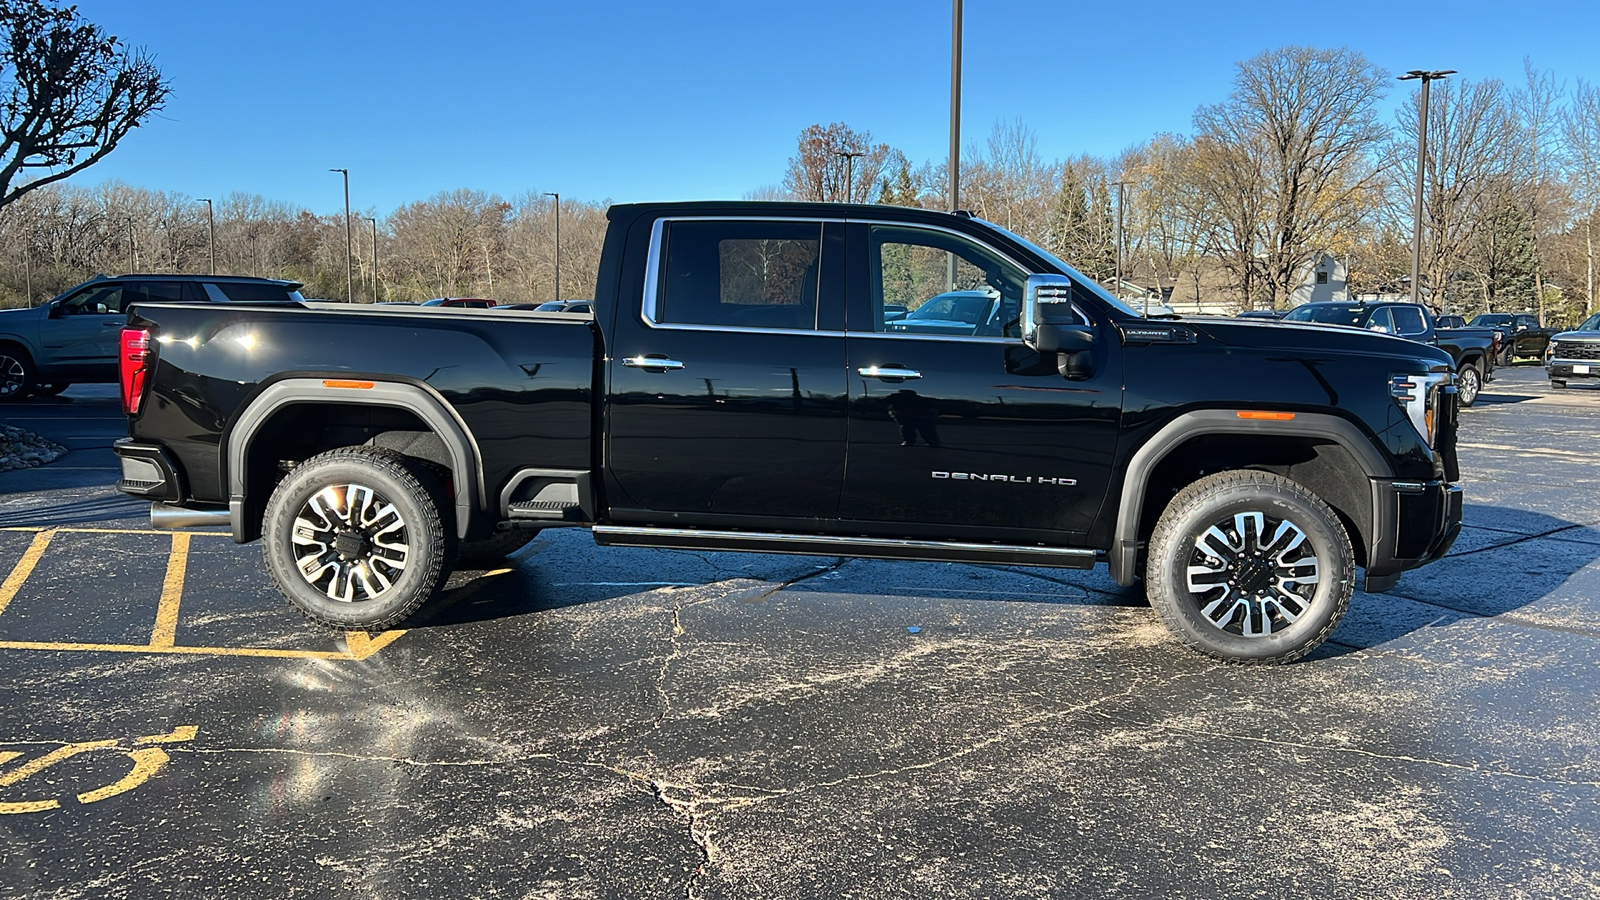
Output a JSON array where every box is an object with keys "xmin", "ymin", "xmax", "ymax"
[{"xmin": 1, "ymin": 368, "xmax": 1598, "ymax": 899}]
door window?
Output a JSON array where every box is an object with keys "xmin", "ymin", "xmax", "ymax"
[
  {"xmin": 867, "ymin": 225, "xmax": 1026, "ymax": 337},
  {"xmin": 1390, "ymin": 306, "xmax": 1426, "ymax": 336},
  {"xmin": 57, "ymin": 284, "xmax": 125, "ymax": 316},
  {"xmin": 649, "ymin": 220, "xmax": 822, "ymax": 331},
  {"xmin": 1366, "ymin": 308, "xmax": 1395, "ymax": 334}
]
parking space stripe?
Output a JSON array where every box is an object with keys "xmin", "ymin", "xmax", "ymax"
[
  {"xmin": 0, "ymin": 526, "xmax": 230, "ymax": 537},
  {"xmin": 150, "ymin": 534, "xmax": 190, "ymax": 648},
  {"xmin": 0, "ymin": 640, "xmax": 355, "ymax": 659},
  {"xmin": 0, "ymin": 530, "xmax": 54, "ymax": 617}
]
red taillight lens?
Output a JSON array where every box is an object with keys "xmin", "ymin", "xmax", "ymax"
[{"xmin": 120, "ymin": 327, "xmax": 151, "ymax": 415}]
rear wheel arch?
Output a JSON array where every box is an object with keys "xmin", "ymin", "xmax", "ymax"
[
  {"xmin": 226, "ymin": 378, "xmax": 483, "ymax": 542},
  {"xmin": 1108, "ymin": 411, "xmax": 1390, "ymax": 586}
]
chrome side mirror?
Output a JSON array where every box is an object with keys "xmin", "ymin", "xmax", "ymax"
[{"xmin": 1023, "ymin": 273, "xmax": 1074, "ymax": 351}]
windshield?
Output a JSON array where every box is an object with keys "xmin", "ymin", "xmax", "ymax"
[
  {"xmin": 1472, "ymin": 314, "xmax": 1513, "ymax": 327},
  {"xmin": 1283, "ymin": 304, "xmax": 1367, "ymax": 327},
  {"xmin": 972, "ymin": 218, "xmax": 1149, "ymax": 318},
  {"xmin": 1578, "ymin": 313, "xmax": 1600, "ymax": 332}
]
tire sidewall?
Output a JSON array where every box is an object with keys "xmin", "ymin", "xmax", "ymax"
[
  {"xmin": 263, "ymin": 450, "xmax": 448, "ymax": 628},
  {"xmin": 1457, "ymin": 364, "xmax": 1480, "ymax": 406},
  {"xmin": 1149, "ymin": 477, "xmax": 1354, "ymax": 663}
]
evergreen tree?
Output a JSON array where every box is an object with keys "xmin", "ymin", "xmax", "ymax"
[
  {"xmin": 1477, "ymin": 194, "xmax": 1538, "ymax": 312},
  {"xmin": 1047, "ymin": 164, "xmax": 1089, "ymax": 261}
]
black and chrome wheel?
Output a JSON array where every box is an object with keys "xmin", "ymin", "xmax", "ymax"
[
  {"xmin": 1456, "ymin": 362, "xmax": 1481, "ymax": 407},
  {"xmin": 0, "ymin": 346, "xmax": 35, "ymax": 401},
  {"xmin": 1146, "ymin": 470, "xmax": 1354, "ymax": 664},
  {"xmin": 262, "ymin": 446, "xmax": 454, "ymax": 629}
]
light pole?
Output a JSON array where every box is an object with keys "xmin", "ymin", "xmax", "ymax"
[
  {"xmin": 837, "ymin": 150, "xmax": 865, "ymax": 203},
  {"xmin": 544, "ymin": 192, "xmax": 561, "ymax": 301},
  {"xmin": 330, "ymin": 168, "xmax": 353, "ymax": 302},
  {"xmin": 1398, "ymin": 69, "xmax": 1454, "ymax": 308},
  {"xmin": 949, "ymin": 0, "xmax": 962, "ymax": 212},
  {"xmin": 197, "ymin": 199, "xmax": 214, "ymax": 274},
  {"xmin": 364, "ymin": 216, "xmax": 379, "ymax": 303}
]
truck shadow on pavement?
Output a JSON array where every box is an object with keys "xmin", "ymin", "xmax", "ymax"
[
  {"xmin": 403, "ymin": 506, "xmax": 1599, "ymax": 663},
  {"xmin": 1327, "ymin": 503, "xmax": 1600, "ymax": 655}
]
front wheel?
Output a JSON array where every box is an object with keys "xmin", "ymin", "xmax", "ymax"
[
  {"xmin": 1551, "ymin": 379, "xmax": 1567, "ymax": 389},
  {"xmin": 1456, "ymin": 362, "xmax": 1481, "ymax": 407},
  {"xmin": 1145, "ymin": 470, "xmax": 1354, "ymax": 664},
  {"xmin": 262, "ymin": 446, "xmax": 455, "ymax": 629}
]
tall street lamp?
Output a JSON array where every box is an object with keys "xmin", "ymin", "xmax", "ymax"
[
  {"xmin": 364, "ymin": 216, "xmax": 379, "ymax": 303},
  {"xmin": 330, "ymin": 168, "xmax": 353, "ymax": 302},
  {"xmin": 197, "ymin": 198, "xmax": 214, "ymax": 274},
  {"xmin": 1398, "ymin": 69, "xmax": 1454, "ymax": 308},
  {"xmin": 837, "ymin": 150, "xmax": 865, "ymax": 203},
  {"xmin": 948, "ymin": 0, "xmax": 962, "ymax": 213},
  {"xmin": 544, "ymin": 192, "xmax": 561, "ymax": 301}
]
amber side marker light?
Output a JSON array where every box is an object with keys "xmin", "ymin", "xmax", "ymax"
[
  {"xmin": 1236, "ymin": 410, "xmax": 1296, "ymax": 421},
  {"xmin": 322, "ymin": 379, "xmax": 375, "ymax": 389}
]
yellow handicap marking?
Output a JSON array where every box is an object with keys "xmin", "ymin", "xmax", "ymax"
[
  {"xmin": 0, "ymin": 725, "xmax": 199, "ymax": 814},
  {"xmin": 0, "ymin": 527, "xmax": 406, "ymax": 660}
]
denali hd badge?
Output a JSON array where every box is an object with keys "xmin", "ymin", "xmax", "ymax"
[{"xmin": 932, "ymin": 471, "xmax": 1076, "ymax": 485}]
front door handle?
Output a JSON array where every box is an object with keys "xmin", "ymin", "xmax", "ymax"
[
  {"xmin": 623, "ymin": 355, "xmax": 685, "ymax": 371},
  {"xmin": 857, "ymin": 365, "xmax": 922, "ymax": 380}
]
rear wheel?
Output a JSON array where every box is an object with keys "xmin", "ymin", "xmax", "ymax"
[
  {"xmin": 262, "ymin": 446, "xmax": 455, "ymax": 629},
  {"xmin": 1456, "ymin": 362, "xmax": 1481, "ymax": 407},
  {"xmin": 1145, "ymin": 470, "xmax": 1354, "ymax": 664},
  {"xmin": 0, "ymin": 346, "xmax": 35, "ymax": 401}
]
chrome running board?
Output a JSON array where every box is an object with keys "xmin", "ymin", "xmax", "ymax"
[{"xmin": 592, "ymin": 526, "xmax": 1096, "ymax": 569}]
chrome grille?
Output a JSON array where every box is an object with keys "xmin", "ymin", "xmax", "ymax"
[{"xmin": 1552, "ymin": 341, "xmax": 1600, "ymax": 361}]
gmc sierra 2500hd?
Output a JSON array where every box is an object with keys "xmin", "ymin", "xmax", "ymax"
[{"xmin": 115, "ymin": 202, "xmax": 1463, "ymax": 664}]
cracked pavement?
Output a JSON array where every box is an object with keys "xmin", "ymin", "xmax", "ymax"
[{"xmin": 3, "ymin": 368, "xmax": 1600, "ymax": 898}]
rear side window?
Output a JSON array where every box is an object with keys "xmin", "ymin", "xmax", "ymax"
[
  {"xmin": 651, "ymin": 220, "xmax": 822, "ymax": 330},
  {"xmin": 136, "ymin": 282, "xmax": 205, "ymax": 303},
  {"xmin": 214, "ymin": 282, "xmax": 297, "ymax": 302},
  {"xmin": 1390, "ymin": 306, "xmax": 1426, "ymax": 336}
]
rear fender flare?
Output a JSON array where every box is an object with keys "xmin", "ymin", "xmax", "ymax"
[{"xmin": 226, "ymin": 378, "xmax": 482, "ymax": 540}]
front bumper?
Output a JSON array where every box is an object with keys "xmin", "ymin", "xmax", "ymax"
[
  {"xmin": 1547, "ymin": 359, "xmax": 1600, "ymax": 381},
  {"xmin": 1362, "ymin": 479, "xmax": 1463, "ymax": 592}
]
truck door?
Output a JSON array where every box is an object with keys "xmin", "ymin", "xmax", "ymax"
[
  {"xmin": 839, "ymin": 222, "xmax": 1122, "ymax": 541},
  {"xmin": 605, "ymin": 218, "xmax": 848, "ymax": 524}
]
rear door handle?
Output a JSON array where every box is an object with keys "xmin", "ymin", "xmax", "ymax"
[
  {"xmin": 623, "ymin": 355, "xmax": 685, "ymax": 371},
  {"xmin": 857, "ymin": 365, "xmax": 922, "ymax": 380}
]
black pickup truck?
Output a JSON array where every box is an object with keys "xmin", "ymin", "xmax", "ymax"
[
  {"xmin": 114, "ymin": 202, "xmax": 1462, "ymax": 664},
  {"xmin": 1281, "ymin": 301, "xmax": 1496, "ymax": 406}
]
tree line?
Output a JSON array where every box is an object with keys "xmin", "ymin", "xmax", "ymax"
[{"xmin": 1, "ymin": 44, "xmax": 1598, "ymax": 324}]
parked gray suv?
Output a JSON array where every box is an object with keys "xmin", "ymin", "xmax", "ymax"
[{"xmin": 0, "ymin": 274, "xmax": 304, "ymax": 400}]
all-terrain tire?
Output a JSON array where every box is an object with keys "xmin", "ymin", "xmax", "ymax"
[
  {"xmin": 0, "ymin": 345, "xmax": 36, "ymax": 401},
  {"xmin": 262, "ymin": 446, "xmax": 456, "ymax": 629},
  {"xmin": 1145, "ymin": 470, "xmax": 1355, "ymax": 665}
]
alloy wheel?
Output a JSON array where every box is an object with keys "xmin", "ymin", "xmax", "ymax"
[
  {"xmin": 291, "ymin": 483, "xmax": 410, "ymax": 603},
  {"xmin": 1185, "ymin": 511, "xmax": 1321, "ymax": 637},
  {"xmin": 1458, "ymin": 367, "xmax": 1480, "ymax": 405},
  {"xmin": 0, "ymin": 354, "xmax": 25, "ymax": 397}
]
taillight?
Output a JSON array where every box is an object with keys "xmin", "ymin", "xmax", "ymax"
[{"xmin": 120, "ymin": 327, "xmax": 151, "ymax": 415}]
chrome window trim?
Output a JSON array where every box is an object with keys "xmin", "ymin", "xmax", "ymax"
[{"xmin": 640, "ymin": 215, "xmax": 1086, "ymax": 341}]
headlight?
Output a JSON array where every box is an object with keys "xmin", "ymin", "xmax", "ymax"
[{"xmin": 1390, "ymin": 371, "xmax": 1451, "ymax": 448}]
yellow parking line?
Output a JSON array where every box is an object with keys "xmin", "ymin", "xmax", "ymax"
[
  {"xmin": 0, "ymin": 530, "xmax": 54, "ymax": 617},
  {"xmin": 150, "ymin": 534, "xmax": 190, "ymax": 648},
  {"xmin": 0, "ymin": 526, "xmax": 229, "ymax": 536},
  {"xmin": 0, "ymin": 639, "xmax": 357, "ymax": 660}
]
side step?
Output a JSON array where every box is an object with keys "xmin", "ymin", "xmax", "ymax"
[
  {"xmin": 508, "ymin": 500, "xmax": 586, "ymax": 521},
  {"xmin": 592, "ymin": 526, "xmax": 1097, "ymax": 569}
]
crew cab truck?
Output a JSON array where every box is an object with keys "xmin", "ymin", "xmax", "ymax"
[
  {"xmin": 115, "ymin": 202, "xmax": 1463, "ymax": 664},
  {"xmin": 1280, "ymin": 301, "xmax": 1496, "ymax": 406}
]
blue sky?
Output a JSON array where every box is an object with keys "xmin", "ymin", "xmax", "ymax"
[{"xmin": 68, "ymin": 0, "xmax": 1600, "ymax": 217}]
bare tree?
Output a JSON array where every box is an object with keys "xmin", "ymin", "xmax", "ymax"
[
  {"xmin": 1191, "ymin": 46, "xmax": 1389, "ymax": 308},
  {"xmin": 1512, "ymin": 60, "xmax": 1567, "ymax": 323},
  {"xmin": 0, "ymin": 0, "xmax": 169, "ymax": 209},
  {"xmin": 1566, "ymin": 80, "xmax": 1600, "ymax": 314},
  {"xmin": 783, "ymin": 123, "xmax": 892, "ymax": 203}
]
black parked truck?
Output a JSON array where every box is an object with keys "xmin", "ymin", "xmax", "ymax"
[{"xmin": 114, "ymin": 202, "xmax": 1463, "ymax": 664}]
